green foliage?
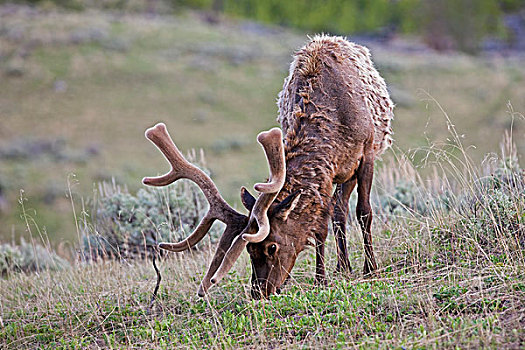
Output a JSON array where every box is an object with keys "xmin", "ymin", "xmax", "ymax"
[
  {"xmin": 223, "ymin": 0, "xmax": 397, "ymax": 34},
  {"xmin": 167, "ymin": 0, "xmax": 213, "ymax": 10},
  {"xmin": 4, "ymin": 0, "xmax": 523, "ymax": 54},
  {"xmin": 390, "ymin": 0, "xmax": 420, "ymax": 33},
  {"xmin": 0, "ymin": 239, "xmax": 68, "ymax": 275},
  {"xmin": 499, "ymin": 0, "xmax": 525, "ymax": 12},
  {"xmin": 223, "ymin": 0, "xmax": 519, "ymax": 53}
]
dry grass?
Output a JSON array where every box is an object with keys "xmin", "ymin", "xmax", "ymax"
[
  {"xmin": 0, "ymin": 235, "xmax": 522, "ymax": 348},
  {"xmin": 1, "ymin": 127, "xmax": 524, "ymax": 348}
]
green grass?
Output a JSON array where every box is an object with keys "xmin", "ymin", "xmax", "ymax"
[{"xmin": 1, "ymin": 244, "xmax": 523, "ymax": 348}]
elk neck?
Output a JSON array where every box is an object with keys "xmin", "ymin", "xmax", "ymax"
[{"xmin": 275, "ymin": 118, "xmax": 338, "ymax": 235}]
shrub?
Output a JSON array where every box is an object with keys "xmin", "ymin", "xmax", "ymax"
[
  {"xmin": 374, "ymin": 159, "xmax": 452, "ymax": 218},
  {"xmin": 377, "ymin": 180, "xmax": 433, "ymax": 216},
  {"xmin": 377, "ymin": 132, "xmax": 524, "ymax": 270},
  {"xmin": 0, "ymin": 239, "xmax": 69, "ymax": 275},
  {"xmin": 80, "ymin": 151, "xmax": 222, "ymax": 260},
  {"xmin": 442, "ymin": 137, "xmax": 525, "ymax": 263}
]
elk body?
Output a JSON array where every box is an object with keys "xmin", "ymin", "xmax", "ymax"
[{"xmin": 143, "ymin": 35, "xmax": 394, "ymax": 298}]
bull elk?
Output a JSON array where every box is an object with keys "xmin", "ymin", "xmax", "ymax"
[{"xmin": 143, "ymin": 35, "xmax": 394, "ymax": 298}]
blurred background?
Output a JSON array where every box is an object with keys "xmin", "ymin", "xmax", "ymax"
[{"xmin": 1, "ymin": 0, "xmax": 524, "ymax": 246}]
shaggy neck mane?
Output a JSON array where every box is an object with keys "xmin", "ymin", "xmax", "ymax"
[
  {"xmin": 272, "ymin": 34, "xmax": 393, "ymax": 243},
  {"xmin": 276, "ymin": 110, "xmax": 337, "ymax": 235}
]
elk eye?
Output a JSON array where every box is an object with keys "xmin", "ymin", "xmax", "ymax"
[{"xmin": 268, "ymin": 244, "xmax": 277, "ymax": 256}]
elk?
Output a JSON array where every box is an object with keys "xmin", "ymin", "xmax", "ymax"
[{"xmin": 143, "ymin": 35, "xmax": 394, "ymax": 298}]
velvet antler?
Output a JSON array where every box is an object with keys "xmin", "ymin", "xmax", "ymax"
[
  {"xmin": 210, "ymin": 128, "xmax": 286, "ymax": 285},
  {"xmin": 143, "ymin": 123, "xmax": 286, "ymax": 294},
  {"xmin": 143, "ymin": 123, "xmax": 248, "ymax": 295}
]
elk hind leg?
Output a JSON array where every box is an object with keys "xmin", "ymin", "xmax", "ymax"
[{"xmin": 356, "ymin": 155, "xmax": 378, "ymax": 276}]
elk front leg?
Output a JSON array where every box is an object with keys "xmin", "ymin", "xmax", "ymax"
[
  {"xmin": 332, "ymin": 179, "xmax": 357, "ymax": 272},
  {"xmin": 315, "ymin": 233, "xmax": 327, "ymax": 285},
  {"xmin": 356, "ymin": 155, "xmax": 377, "ymax": 276}
]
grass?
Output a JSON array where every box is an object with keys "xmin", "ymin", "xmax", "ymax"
[
  {"xmin": 0, "ymin": 240, "xmax": 523, "ymax": 348},
  {"xmin": 1, "ymin": 128, "xmax": 524, "ymax": 348}
]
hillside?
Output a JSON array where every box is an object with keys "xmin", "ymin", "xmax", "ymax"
[{"xmin": 1, "ymin": 5, "xmax": 524, "ymax": 244}]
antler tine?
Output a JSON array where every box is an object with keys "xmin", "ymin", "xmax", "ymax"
[
  {"xmin": 158, "ymin": 214, "xmax": 214, "ymax": 253},
  {"xmin": 197, "ymin": 218, "xmax": 247, "ymax": 296},
  {"xmin": 210, "ymin": 234, "xmax": 248, "ymax": 285},
  {"xmin": 243, "ymin": 128, "xmax": 285, "ymax": 243},
  {"xmin": 210, "ymin": 128, "xmax": 286, "ymax": 285},
  {"xmin": 143, "ymin": 123, "xmax": 241, "ymax": 252}
]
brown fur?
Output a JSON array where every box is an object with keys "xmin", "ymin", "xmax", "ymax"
[{"xmin": 245, "ymin": 35, "xmax": 394, "ymax": 298}]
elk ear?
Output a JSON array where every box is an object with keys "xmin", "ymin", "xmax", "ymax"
[
  {"xmin": 272, "ymin": 189, "xmax": 302, "ymax": 221},
  {"xmin": 240, "ymin": 186, "xmax": 256, "ymax": 211}
]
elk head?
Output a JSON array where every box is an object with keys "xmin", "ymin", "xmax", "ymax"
[
  {"xmin": 239, "ymin": 187, "xmax": 306, "ymax": 298},
  {"xmin": 143, "ymin": 123, "xmax": 289, "ymax": 298}
]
